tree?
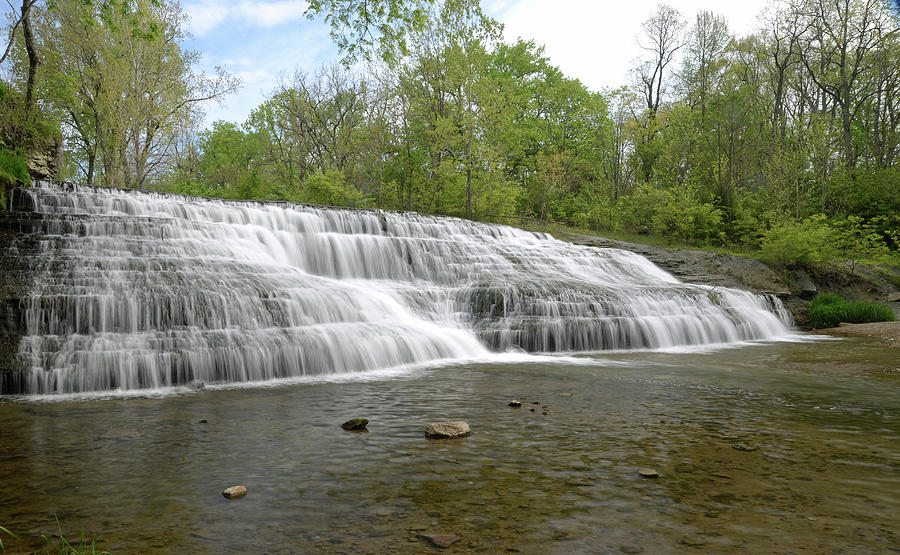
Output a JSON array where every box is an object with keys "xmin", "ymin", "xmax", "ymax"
[
  {"xmin": 305, "ymin": 0, "xmax": 434, "ymax": 65},
  {"xmin": 794, "ymin": 0, "xmax": 895, "ymax": 167},
  {"xmin": 36, "ymin": 0, "xmax": 238, "ymax": 187},
  {"xmin": 680, "ymin": 10, "xmax": 730, "ymax": 118},
  {"xmin": 635, "ymin": 4, "xmax": 687, "ymax": 117},
  {"xmin": 632, "ymin": 3, "xmax": 686, "ymax": 182}
]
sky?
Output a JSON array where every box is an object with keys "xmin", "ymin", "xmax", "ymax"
[{"xmin": 183, "ymin": 0, "xmax": 774, "ymax": 127}]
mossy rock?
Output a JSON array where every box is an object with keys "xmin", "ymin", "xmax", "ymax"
[{"xmin": 341, "ymin": 418, "xmax": 369, "ymax": 431}]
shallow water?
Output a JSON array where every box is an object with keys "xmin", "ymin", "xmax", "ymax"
[{"xmin": 1, "ymin": 336, "xmax": 898, "ymax": 554}]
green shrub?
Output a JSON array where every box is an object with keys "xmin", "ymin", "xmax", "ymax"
[
  {"xmin": 808, "ymin": 293, "xmax": 895, "ymax": 328},
  {"xmin": 302, "ymin": 169, "xmax": 370, "ymax": 208},
  {"xmin": 0, "ymin": 148, "xmax": 31, "ymax": 184},
  {"xmin": 759, "ymin": 214, "xmax": 838, "ymax": 268}
]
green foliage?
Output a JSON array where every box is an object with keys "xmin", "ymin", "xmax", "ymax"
[
  {"xmin": 0, "ymin": 149, "xmax": 30, "ymax": 184},
  {"xmin": 302, "ymin": 170, "xmax": 370, "ymax": 207},
  {"xmin": 0, "ymin": 80, "xmax": 60, "ymax": 157},
  {"xmin": 808, "ymin": 294, "xmax": 896, "ymax": 329},
  {"xmin": 0, "ymin": 148, "xmax": 31, "ymax": 210},
  {"xmin": 305, "ymin": 0, "xmax": 434, "ymax": 65},
  {"xmin": 759, "ymin": 215, "xmax": 839, "ymax": 268},
  {"xmin": 617, "ymin": 184, "xmax": 724, "ymax": 245}
]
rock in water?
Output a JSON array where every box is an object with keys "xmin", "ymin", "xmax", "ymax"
[
  {"xmin": 425, "ymin": 421, "xmax": 471, "ymax": 439},
  {"xmin": 637, "ymin": 468, "xmax": 660, "ymax": 479},
  {"xmin": 421, "ymin": 533, "xmax": 461, "ymax": 547},
  {"xmin": 508, "ymin": 400, "xmax": 522, "ymax": 407},
  {"xmin": 222, "ymin": 485, "xmax": 247, "ymax": 499},
  {"xmin": 341, "ymin": 418, "xmax": 369, "ymax": 431}
]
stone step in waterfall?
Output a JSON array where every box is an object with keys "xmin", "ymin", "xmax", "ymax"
[{"xmin": 0, "ymin": 184, "xmax": 793, "ymax": 395}]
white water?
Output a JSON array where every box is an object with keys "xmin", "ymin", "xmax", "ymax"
[{"xmin": 4, "ymin": 185, "xmax": 792, "ymax": 394}]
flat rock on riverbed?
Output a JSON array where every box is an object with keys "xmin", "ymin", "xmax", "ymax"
[
  {"xmin": 425, "ymin": 421, "xmax": 471, "ymax": 439},
  {"xmin": 815, "ymin": 321, "xmax": 900, "ymax": 345}
]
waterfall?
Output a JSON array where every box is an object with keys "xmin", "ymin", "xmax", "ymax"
[{"xmin": 1, "ymin": 185, "xmax": 792, "ymax": 394}]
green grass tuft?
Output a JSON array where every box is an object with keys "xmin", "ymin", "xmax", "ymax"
[
  {"xmin": 0, "ymin": 523, "xmax": 18, "ymax": 551},
  {"xmin": 808, "ymin": 293, "xmax": 895, "ymax": 328}
]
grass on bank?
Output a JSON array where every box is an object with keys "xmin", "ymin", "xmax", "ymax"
[
  {"xmin": 0, "ymin": 517, "xmax": 108, "ymax": 555},
  {"xmin": 808, "ymin": 293, "xmax": 896, "ymax": 329}
]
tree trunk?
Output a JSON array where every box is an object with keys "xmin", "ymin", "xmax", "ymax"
[
  {"xmin": 22, "ymin": 0, "xmax": 39, "ymax": 115},
  {"xmin": 465, "ymin": 130, "xmax": 473, "ymax": 220}
]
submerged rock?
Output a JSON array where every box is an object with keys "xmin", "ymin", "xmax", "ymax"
[
  {"xmin": 637, "ymin": 468, "xmax": 660, "ymax": 479},
  {"xmin": 341, "ymin": 418, "xmax": 369, "ymax": 431},
  {"xmin": 425, "ymin": 421, "xmax": 471, "ymax": 439},
  {"xmin": 421, "ymin": 533, "xmax": 461, "ymax": 548},
  {"xmin": 222, "ymin": 485, "xmax": 247, "ymax": 499},
  {"xmin": 733, "ymin": 443, "xmax": 758, "ymax": 452}
]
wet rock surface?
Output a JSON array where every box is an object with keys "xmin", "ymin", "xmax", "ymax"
[
  {"xmin": 0, "ymin": 211, "xmax": 45, "ymax": 383},
  {"xmin": 420, "ymin": 533, "xmax": 461, "ymax": 548},
  {"xmin": 425, "ymin": 421, "xmax": 471, "ymax": 439},
  {"xmin": 341, "ymin": 417, "xmax": 369, "ymax": 431},
  {"xmin": 559, "ymin": 231, "xmax": 900, "ymax": 323},
  {"xmin": 561, "ymin": 233, "xmax": 791, "ymax": 296},
  {"xmin": 222, "ymin": 485, "xmax": 247, "ymax": 499}
]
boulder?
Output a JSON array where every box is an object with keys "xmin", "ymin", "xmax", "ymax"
[{"xmin": 425, "ymin": 421, "xmax": 471, "ymax": 439}]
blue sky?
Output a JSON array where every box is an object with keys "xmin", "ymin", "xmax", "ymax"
[{"xmin": 183, "ymin": 0, "xmax": 772, "ymax": 127}]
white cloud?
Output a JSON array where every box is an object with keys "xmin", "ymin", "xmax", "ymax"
[
  {"xmin": 236, "ymin": 1, "xmax": 308, "ymax": 27},
  {"xmin": 185, "ymin": 1, "xmax": 230, "ymax": 37},
  {"xmin": 491, "ymin": 0, "xmax": 771, "ymax": 92},
  {"xmin": 184, "ymin": 0, "xmax": 309, "ymax": 37}
]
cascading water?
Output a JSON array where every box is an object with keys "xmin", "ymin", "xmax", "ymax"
[{"xmin": 0, "ymin": 185, "xmax": 792, "ymax": 394}]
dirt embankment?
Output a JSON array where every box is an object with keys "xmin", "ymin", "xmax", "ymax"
[{"xmin": 557, "ymin": 231, "xmax": 900, "ymax": 330}]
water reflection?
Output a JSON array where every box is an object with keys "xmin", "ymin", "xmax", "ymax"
[{"xmin": 0, "ymin": 337, "xmax": 897, "ymax": 553}]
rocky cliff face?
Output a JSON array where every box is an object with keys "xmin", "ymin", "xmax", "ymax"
[
  {"xmin": 557, "ymin": 232, "xmax": 900, "ymax": 325},
  {"xmin": 0, "ymin": 191, "xmax": 42, "ymax": 380}
]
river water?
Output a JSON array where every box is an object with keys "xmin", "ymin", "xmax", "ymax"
[{"xmin": 1, "ymin": 335, "xmax": 897, "ymax": 553}]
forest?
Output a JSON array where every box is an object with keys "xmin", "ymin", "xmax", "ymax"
[{"xmin": 2, "ymin": 0, "xmax": 899, "ymax": 271}]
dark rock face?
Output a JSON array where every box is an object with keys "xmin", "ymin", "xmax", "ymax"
[
  {"xmin": 559, "ymin": 232, "xmax": 900, "ymax": 323},
  {"xmin": 0, "ymin": 196, "xmax": 44, "ymax": 390},
  {"xmin": 561, "ymin": 233, "xmax": 791, "ymax": 296}
]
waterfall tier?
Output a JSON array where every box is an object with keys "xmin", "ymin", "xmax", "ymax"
[{"xmin": 0, "ymin": 185, "xmax": 792, "ymax": 394}]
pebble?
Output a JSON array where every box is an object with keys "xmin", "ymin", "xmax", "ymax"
[
  {"xmin": 637, "ymin": 468, "xmax": 660, "ymax": 479},
  {"xmin": 421, "ymin": 533, "xmax": 461, "ymax": 548},
  {"xmin": 341, "ymin": 418, "xmax": 369, "ymax": 431},
  {"xmin": 508, "ymin": 400, "xmax": 522, "ymax": 408},
  {"xmin": 680, "ymin": 535, "xmax": 707, "ymax": 547},
  {"xmin": 425, "ymin": 421, "xmax": 471, "ymax": 439},
  {"xmin": 222, "ymin": 485, "xmax": 247, "ymax": 499}
]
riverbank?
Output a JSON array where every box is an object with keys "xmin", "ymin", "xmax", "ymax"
[
  {"xmin": 814, "ymin": 321, "xmax": 900, "ymax": 347},
  {"xmin": 548, "ymin": 228, "xmax": 900, "ymax": 326}
]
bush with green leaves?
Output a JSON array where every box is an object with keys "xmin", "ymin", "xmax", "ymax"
[
  {"xmin": 808, "ymin": 293, "xmax": 895, "ymax": 329},
  {"xmin": 759, "ymin": 214, "xmax": 839, "ymax": 268},
  {"xmin": 302, "ymin": 170, "xmax": 370, "ymax": 208}
]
